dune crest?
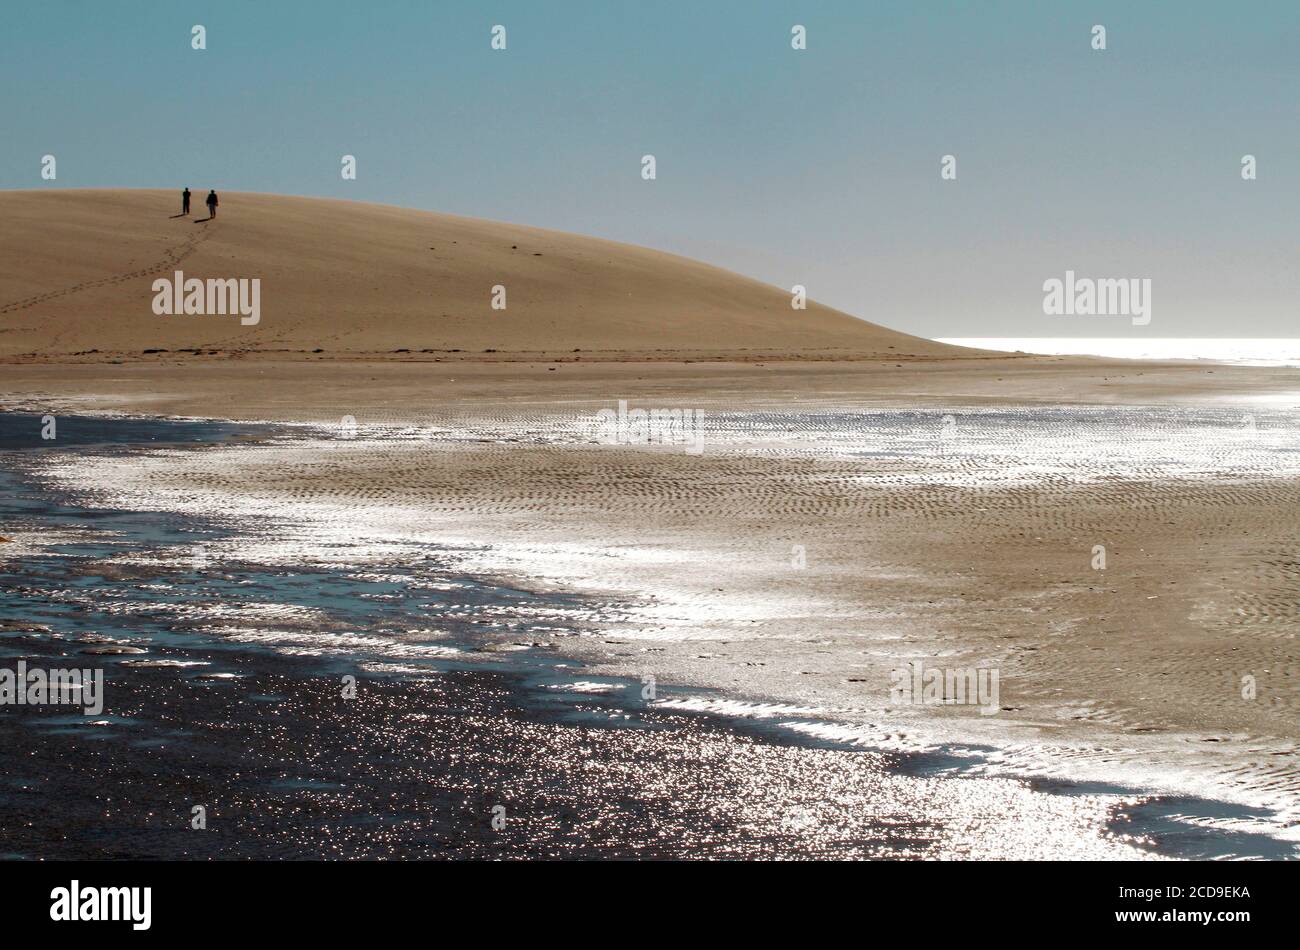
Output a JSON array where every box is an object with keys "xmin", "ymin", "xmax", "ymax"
[{"xmin": 0, "ymin": 189, "xmax": 967, "ymax": 361}]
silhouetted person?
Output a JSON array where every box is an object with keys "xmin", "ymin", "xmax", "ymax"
[
  {"xmin": 182, "ymin": 187, "xmax": 191, "ymax": 215},
  {"xmin": 206, "ymin": 190, "xmax": 218, "ymax": 219}
]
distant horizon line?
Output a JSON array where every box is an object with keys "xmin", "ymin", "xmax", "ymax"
[
  {"xmin": 936, "ymin": 337, "xmax": 1300, "ymax": 367},
  {"xmin": 938, "ymin": 336, "xmax": 1300, "ymax": 341},
  {"xmin": 937, "ymin": 336, "xmax": 1300, "ymax": 342}
]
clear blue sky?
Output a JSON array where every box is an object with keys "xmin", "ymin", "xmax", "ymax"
[{"xmin": 3, "ymin": 1, "xmax": 1297, "ymax": 337}]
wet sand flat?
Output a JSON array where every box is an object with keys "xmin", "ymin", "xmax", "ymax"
[
  {"xmin": 4, "ymin": 358, "xmax": 1298, "ymax": 853},
  {"xmin": 0, "ymin": 415, "xmax": 1166, "ymax": 860},
  {"xmin": 0, "ymin": 650, "xmax": 1159, "ymax": 861}
]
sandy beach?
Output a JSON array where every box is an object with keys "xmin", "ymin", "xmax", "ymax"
[
  {"xmin": 3, "ymin": 192, "xmax": 1299, "ymax": 857},
  {"xmin": 4, "ymin": 357, "xmax": 1299, "ymax": 851}
]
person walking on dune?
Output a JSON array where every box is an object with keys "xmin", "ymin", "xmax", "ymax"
[
  {"xmin": 206, "ymin": 189, "xmax": 219, "ymax": 219},
  {"xmin": 182, "ymin": 187, "xmax": 191, "ymax": 215}
]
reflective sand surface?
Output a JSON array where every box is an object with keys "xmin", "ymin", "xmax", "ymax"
[{"xmin": 2, "ymin": 410, "xmax": 1297, "ymax": 858}]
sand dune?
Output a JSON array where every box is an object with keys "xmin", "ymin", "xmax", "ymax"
[
  {"xmin": 7, "ymin": 189, "xmax": 1298, "ymax": 853},
  {"xmin": 0, "ymin": 189, "xmax": 967, "ymax": 361}
]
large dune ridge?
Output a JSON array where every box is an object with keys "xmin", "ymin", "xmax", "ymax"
[{"xmin": 0, "ymin": 189, "xmax": 974, "ymax": 362}]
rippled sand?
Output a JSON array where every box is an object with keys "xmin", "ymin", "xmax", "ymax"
[
  {"xmin": 0, "ymin": 422, "xmax": 1159, "ymax": 860},
  {"xmin": 12, "ymin": 413, "xmax": 1296, "ymax": 852},
  {"xmin": 4, "ymin": 358, "xmax": 1300, "ymax": 857}
]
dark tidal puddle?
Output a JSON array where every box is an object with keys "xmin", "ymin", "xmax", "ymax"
[{"xmin": 0, "ymin": 412, "xmax": 1289, "ymax": 859}]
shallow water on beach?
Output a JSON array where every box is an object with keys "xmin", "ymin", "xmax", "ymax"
[
  {"xmin": 0, "ymin": 412, "xmax": 1294, "ymax": 859},
  {"xmin": 291, "ymin": 403, "xmax": 1300, "ymax": 484}
]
